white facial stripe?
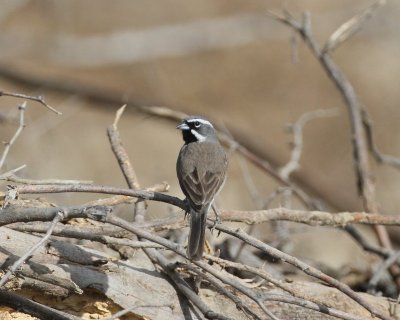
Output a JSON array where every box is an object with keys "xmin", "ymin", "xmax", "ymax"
[
  {"xmin": 187, "ymin": 118, "xmax": 213, "ymax": 128},
  {"xmin": 191, "ymin": 129, "xmax": 206, "ymax": 142}
]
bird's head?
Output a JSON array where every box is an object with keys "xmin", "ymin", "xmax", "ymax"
[{"xmin": 176, "ymin": 116, "xmax": 217, "ymax": 144}]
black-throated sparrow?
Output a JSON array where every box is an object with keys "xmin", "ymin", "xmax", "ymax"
[{"xmin": 176, "ymin": 116, "xmax": 228, "ymax": 260}]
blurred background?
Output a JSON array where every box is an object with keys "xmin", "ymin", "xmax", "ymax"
[{"xmin": 0, "ymin": 0, "xmax": 399, "ymax": 292}]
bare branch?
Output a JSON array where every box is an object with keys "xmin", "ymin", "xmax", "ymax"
[
  {"xmin": 12, "ymin": 184, "xmax": 186, "ymax": 210},
  {"xmin": 262, "ymin": 293, "xmax": 366, "ymax": 320},
  {"xmin": 0, "ymin": 172, "xmax": 93, "ymax": 185},
  {"xmin": 107, "ymin": 104, "xmax": 146, "ymax": 221},
  {"xmin": 323, "ymin": 0, "xmax": 386, "ymax": 54},
  {"xmin": 83, "ymin": 181, "xmax": 169, "ymax": 206},
  {"xmin": 0, "ymin": 90, "xmax": 62, "ymax": 115},
  {"xmin": 368, "ymin": 250, "xmax": 400, "ymax": 293},
  {"xmin": 220, "ymin": 208, "xmax": 400, "ymax": 227},
  {"xmin": 345, "ymin": 225, "xmax": 391, "ymax": 258},
  {"xmin": 104, "ymin": 302, "xmax": 173, "ymax": 320},
  {"xmin": 0, "ymin": 102, "xmax": 26, "ymax": 170},
  {"xmin": 362, "ymin": 108, "xmax": 400, "ymax": 169},
  {"xmin": 107, "ymin": 104, "xmax": 140, "ymax": 191},
  {"xmin": 0, "ymin": 205, "xmax": 110, "ymax": 226},
  {"xmin": 279, "ymin": 108, "xmax": 339, "ymax": 179}
]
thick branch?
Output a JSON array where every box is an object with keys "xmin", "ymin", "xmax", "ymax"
[
  {"xmin": 0, "ymin": 205, "xmax": 110, "ymax": 226},
  {"xmin": 220, "ymin": 208, "xmax": 400, "ymax": 227},
  {"xmin": 13, "ymin": 184, "xmax": 186, "ymax": 210}
]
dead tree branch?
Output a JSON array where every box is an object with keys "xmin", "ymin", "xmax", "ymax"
[
  {"xmin": 362, "ymin": 108, "xmax": 400, "ymax": 169},
  {"xmin": 0, "ymin": 90, "xmax": 62, "ymax": 115},
  {"xmin": 0, "ymin": 172, "xmax": 93, "ymax": 185},
  {"xmin": 0, "ymin": 102, "xmax": 26, "ymax": 170},
  {"xmin": 107, "ymin": 104, "xmax": 146, "ymax": 221},
  {"xmin": 107, "ymin": 105, "xmax": 140, "ymax": 190},
  {"xmin": 0, "ymin": 205, "xmax": 110, "ymax": 226},
  {"xmin": 12, "ymin": 184, "xmax": 186, "ymax": 210},
  {"xmin": 323, "ymin": 0, "xmax": 386, "ymax": 54},
  {"xmin": 220, "ymin": 208, "xmax": 400, "ymax": 227},
  {"xmin": 279, "ymin": 108, "xmax": 338, "ymax": 179},
  {"xmin": 368, "ymin": 250, "xmax": 400, "ymax": 293}
]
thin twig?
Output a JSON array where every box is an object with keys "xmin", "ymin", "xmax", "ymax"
[
  {"xmin": 0, "ymin": 90, "xmax": 62, "ymax": 115},
  {"xmin": 103, "ymin": 302, "xmax": 173, "ymax": 320},
  {"xmin": 0, "ymin": 211, "xmax": 63, "ymax": 287},
  {"xmin": 279, "ymin": 108, "xmax": 338, "ymax": 179},
  {"xmin": 323, "ymin": 0, "xmax": 386, "ymax": 54},
  {"xmin": 0, "ymin": 102, "xmax": 26, "ymax": 170},
  {"xmin": 107, "ymin": 104, "xmax": 146, "ymax": 221},
  {"xmin": 0, "ymin": 173, "xmax": 93, "ymax": 185},
  {"xmin": 345, "ymin": 225, "xmax": 391, "ymax": 258},
  {"xmin": 368, "ymin": 250, "xmax": 400, "ymax": 293},
  {"xmin": 362, "ymin": 108, "xmax": 400, "ymax": 169},
  {"xmin": 107, "ymin": 104, "xmax": 140, "ymax": 190},
  {"xmin": 262, "ymin": 293, "xmax": 366, "ymax": 320}
]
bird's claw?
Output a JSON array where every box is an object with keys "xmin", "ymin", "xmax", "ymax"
[{"xmin": 209, "ymin": 216, "xmax": 222, "ymax": 234}]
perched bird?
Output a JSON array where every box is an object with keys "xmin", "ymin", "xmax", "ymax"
[{"xmin": 176, "ymin": 116, "xmax": 228, "ymax": 260}]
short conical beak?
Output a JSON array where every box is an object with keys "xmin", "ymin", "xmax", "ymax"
[{"xmin": 176, "ymin": 122, "xmax": 189, "ymax": 130}]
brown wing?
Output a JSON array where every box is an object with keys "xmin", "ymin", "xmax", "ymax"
[{"xmin": 177, "ymin": 142, "xmax": 227, "ymax": 211}]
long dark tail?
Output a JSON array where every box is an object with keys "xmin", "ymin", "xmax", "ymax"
[{"xmin": 187, "ymin": 207, "xmax": 208, "ymax": 260}]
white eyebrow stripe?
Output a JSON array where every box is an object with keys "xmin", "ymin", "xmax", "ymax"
[
  {"xmin": 191, "ymin": 129, "xmax": 206, "ymax": 142},
  {"xmin": 186, "ymin": 118, "xmax": 213, "ymax": 128}
]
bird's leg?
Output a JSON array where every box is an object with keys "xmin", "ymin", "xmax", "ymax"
[{"xmin": 183, "ymin": 198, "xmax": 190, "ymax": 220}]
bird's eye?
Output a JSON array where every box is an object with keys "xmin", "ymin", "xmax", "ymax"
[{"xmin": 194, "ymin": 121, "xmax": 201, "ymax": 128}]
